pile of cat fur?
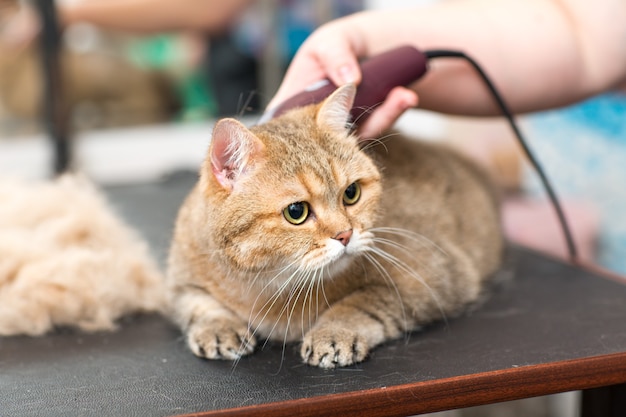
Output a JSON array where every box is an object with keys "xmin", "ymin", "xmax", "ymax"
[{"xmin": 0, "ymin": 174, "xmax": 165, "ymax": 336}]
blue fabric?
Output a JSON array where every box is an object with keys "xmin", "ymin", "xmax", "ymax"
[{"xmin": 524, "ymin": 93, "xmax": 626, "ymax": 274}]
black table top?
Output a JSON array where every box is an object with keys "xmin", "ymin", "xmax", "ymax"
[{"xmin": 2, "ymin": 172, "xmax": 626, "ymax": 417}]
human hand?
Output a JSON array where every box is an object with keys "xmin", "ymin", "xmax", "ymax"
[
  {"xmin": 0, "ymin": 5, "xmax": 40, "ymax": 50},
  {"xmin": 267, "ymin": 18, "xmax": 418, "ymax": 140}
]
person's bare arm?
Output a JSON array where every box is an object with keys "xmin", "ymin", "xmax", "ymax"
[
  {"xmin": 269, "ymin": 0, "xmax": 626, "ymax": 137},
  {"xmin": 1, "ymin": 0, "xmax": 254, "ymax": 48},
  {"xmin": 60, "ymin": 0, "xmax": 254, "ymax": 34},
  {"xmin": 390, "ymin": 0, "xmax": 626, "ymax": 114}
]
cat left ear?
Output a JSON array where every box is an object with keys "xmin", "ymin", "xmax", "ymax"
[
  {"xmin": 208, "ymin": 118, "xmax": 265, "ymax": 191},
  {"xmin": 316, "ymin": 83, "xmax": 356, "ymax": 134}
]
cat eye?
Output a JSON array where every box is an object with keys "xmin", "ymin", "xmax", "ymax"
[
  {"xmin": 343, "ymin": 182, "xmax": 361, "ymax": 206},
  {"xmin": 283, "ymin": 202, "xmax": 309, "ymax": 225}
]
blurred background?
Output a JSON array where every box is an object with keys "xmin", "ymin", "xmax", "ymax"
[
  {"xmin": 2, "ymin": 1, "xmax": 626, "ymax": 415},
  {"xmin": 0, "ymin": 0, "xmax": 366, "ymax": 182}
]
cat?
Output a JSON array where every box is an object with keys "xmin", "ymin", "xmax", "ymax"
[
  {"xmin": 0, "ymin": 174, "xmax": 165, "ymax": 336},
  {"xmin": 166, "ymin": 84, "xmax": 503, "ymax": 369}
]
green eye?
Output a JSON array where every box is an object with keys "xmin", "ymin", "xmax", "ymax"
[
  {"xmin": 343, "ymin": 182, "xmax": 361, "ymax": 205},
  {"xmin": 283, "ymin": 202, "xmax": 309, "ymax": 225}
]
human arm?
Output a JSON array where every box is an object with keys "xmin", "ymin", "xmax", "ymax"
[
  {"xmin": 1, "ymin": 0, "xmax": 254, "ymax": 48},
  {"xmin": 58, "ymin": 0, "xmax": 254, "ymax": 34},
  {"xmin": 268, "ymin": 0, "xmax": 626, "ymax": 137}
]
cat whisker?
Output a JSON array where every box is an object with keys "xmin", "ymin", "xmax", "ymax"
[
  {"xmin": 213, "ymin": 261, "xmax": 298, "ymax": 370},
  {"xmin": 245, "ymin": 266, "xmax": 302, "ymax": 348},
  {"xmin": 313, "ymin": 268, "xmax": 323, "ymax": 330},
  {"xmin": 245, "ymin": 271, "xmax": 264, "ymax": 296},
  {"xmin": 251, "ymin": 264, "xmax": 312, "ymax": 349},
  {"xmin": 370, "ymin": 227, "xmax": 448, "ymax": 256},
  {"xmin": 370, "ymin": 229, "xmax": 447, "ymax": 282},
  {"xmin": 363, "ymin": 245, "xmax": 448, "ymax": 327},
  {"xmin": 245, "ymin": 277, "xmax": 287, "ymax": 333},
  {"xmin": 270, "ymin": 270, "xmax": 311, "ymax": 369},
  {"xmin": 318, "ymin": 266, "xmax": 333, "ymax": 312},
  {"xmin": 237, "ymin": 90, "xmax": 259, "ymax": 117},
  {"xmin": 360, "ymin": 131, "xmax": 402, "ymax": 152},
  {"xmin": 374, "ymin": 131, "xmax": 402, "ymax": 141},
  {"xmin": 232, "ymin": 258, "xmax": 312, "ymax": 368},
  {"xmin": 302, "ymin": 268, "xmax": 320, "ymax": 340},
  {"xmin": 284, "ymin": 270, "xmax": 315, "ymax": 344},
  {"xmin": 372, "ymin": 237, "xmax": 440, "ymax": 271},
  {"xmin": 245, "ymin": 257, "xmax": 302, "ymax": 295},
  {"xmin": 360, "ymin": 136, "xmax": 389, "ymax": 153},
  {"xmin": 284, "ymin": 270, "xmax": 311, "ymax": 329},
  {"xmin": 361, "ymin": 252, "xmax": 409, "ymax": 336},
  {"xmin": 352, "ymin": 103, "xmax": 382, "ymax": 126}
]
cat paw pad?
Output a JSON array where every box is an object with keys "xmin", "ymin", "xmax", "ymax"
[
  {"xmin": 301, "ymin": 328, "xmax": 369, "ymax": 369},
  {"xmin": 187, "ymin": 319, "xmax": 256, "ymax": 360}
]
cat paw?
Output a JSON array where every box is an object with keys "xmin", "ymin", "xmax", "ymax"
[
  {"xmin": 186, "ymin": 318, "xmax": 256, "ymax": 360},
  {"xmin": 301, "ymin": 327, "xmax": 369, "ymax": 369}
]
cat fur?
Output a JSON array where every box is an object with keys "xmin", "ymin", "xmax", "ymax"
[{"xmin": 0, "ymin": 174, "xmax": 165, "ymax": 336}]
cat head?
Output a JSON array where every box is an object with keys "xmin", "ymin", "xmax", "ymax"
[{"xmin": 201, "ymin": 84, "xmax": 382, "ymax": 277}]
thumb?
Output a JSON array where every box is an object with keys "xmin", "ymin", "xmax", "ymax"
[
  {"xmin": 316, "ymin": 41, "xmax": 361, "ymax": 87},
  {"xmin": 305, "ymin": 19, "xmax": 365, "ymax": 86},
  {"xmin": 267, "ymin": 22, "xmax": 364, "ymax": 111}
]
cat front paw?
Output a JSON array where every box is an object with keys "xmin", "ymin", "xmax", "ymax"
[
  {"xmin": 186, "ymin": 317, "xmax": 256, "ymax": 360},
  {"xmin": 301, "ymin": 326, "xmax": 369, "ymax": 369}
]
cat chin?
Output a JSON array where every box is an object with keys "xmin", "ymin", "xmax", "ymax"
[
  {"xmin": 300, "ymin": 245, "xmax": 350, "ymax": 275},
  {"xmin": 324, "ymin": 254, "xmax": 356, "ymax": 277}
]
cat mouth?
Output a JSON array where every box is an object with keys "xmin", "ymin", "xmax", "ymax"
[
  {"xmin": 302, "ymin": 230, "xmax": 373, "ymax": 272},
  {"xmin": 301, "ymin": 247, "xmax": 349, "ymax": 272}
]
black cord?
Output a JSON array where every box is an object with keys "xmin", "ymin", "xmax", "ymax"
[
  {"xmin": 424, "ymin": 49, "xmax": 578, "ymax": 262},
  {"xmin": 35, "ymin": 0, "xmax": 72, "ymax": 175}
]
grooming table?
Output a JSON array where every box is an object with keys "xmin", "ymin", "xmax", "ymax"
[{"xmin": 2, "ymin": 172, "xmax": 626, "ymax": 417}]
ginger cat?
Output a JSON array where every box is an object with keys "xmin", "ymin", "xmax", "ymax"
[{"xmin": 167, "ymin": 84, "xmax": 503, "ymax": 368}]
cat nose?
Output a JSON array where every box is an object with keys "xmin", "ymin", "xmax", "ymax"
[{"xmin": 333, "ymin": 229, "xmax": 353, "ymax": 247}]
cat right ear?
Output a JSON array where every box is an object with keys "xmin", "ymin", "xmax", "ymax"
[
  {"xmin": 316, "ymin": 83, "xmax": 357, "ymax": 134},
  {"xmin": 207, "ymin": 118, "xmax": 265, "ymax": 191}
]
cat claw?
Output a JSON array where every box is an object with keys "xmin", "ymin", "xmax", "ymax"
[
  {"xmin": 301, "ymin": 328, "xmax": 368, "ymax": 369},
  {"xmin": 187, "ymin": 320, "xmax": 256, "ymax": 361}
]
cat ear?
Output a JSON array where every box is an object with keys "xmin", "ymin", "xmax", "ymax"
[
  {"xmin": 208, "ymin": 118, "xmax": 265, "ymax": 191},
  {"xmin": 316, "ymin": 83, "xmax": 356, "ymax": 133}
]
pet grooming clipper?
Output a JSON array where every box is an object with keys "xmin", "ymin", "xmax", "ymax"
[{"xmin": 259, "ymin": 46, "xmax": 429, "ymax": 125}]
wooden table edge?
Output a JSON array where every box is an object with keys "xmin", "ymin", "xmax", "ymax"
[{"xmin": 177, "ymin": 351, "xmax": 626, "ymax": 417}]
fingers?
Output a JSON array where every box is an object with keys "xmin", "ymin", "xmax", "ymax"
[
  {"xmin": 312, "ymin": 38, "xmax": 361, "ymax": 87},
  {"xmin": 357, "ymin": 86, "xmax": 419, "ymax": 140},
  {"xmin": 267, "ymin": 20, "xmax": 364, "ymax": 111},
  {"xmin": 1, "ymin": 6, "xmax": 40, "ymax": 49},
  {"xmin": 266, "ymin": 52, "xmax": 328, "ymax": 110}
]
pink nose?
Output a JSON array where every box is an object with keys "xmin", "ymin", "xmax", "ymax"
[{"xmin": 333, "ymin": 230, "xmax": 353, "ymax": 247}]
